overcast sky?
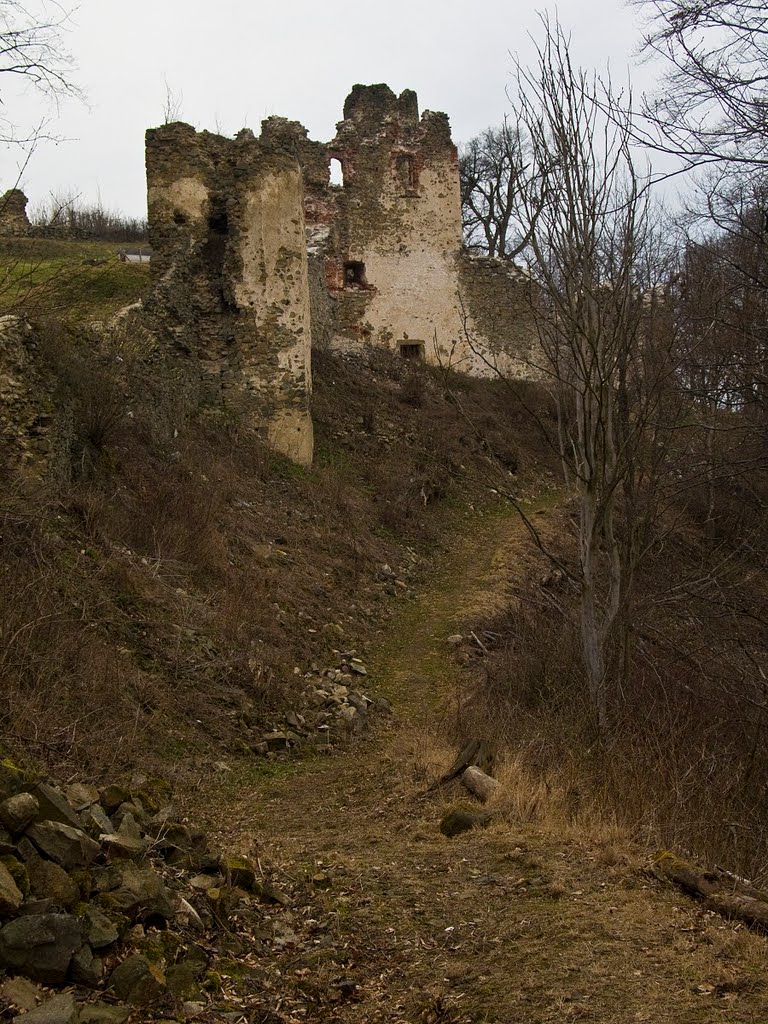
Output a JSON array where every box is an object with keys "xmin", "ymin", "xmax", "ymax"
[{"xmin": 3, "ymin": 0, "xmax": 662, "ymax": 218}]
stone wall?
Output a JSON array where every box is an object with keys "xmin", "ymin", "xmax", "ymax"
[
  {"xmin": 141, "ymin": 86, "xmax": 541, "ymax": 467},
  {"xmin": 297, "ymin": 84, "xmax": 540, "ymax": 378},
  {"xmin": 0, "ymin": 190, "xmax": 31, "ymax": 237},
  {"xmin": 457, "ymin": 255, "xmax": 542, "ymax": 377},
  {"xmin": 144, "ymin": 122, "xmax": 313, "ymax": 465}
]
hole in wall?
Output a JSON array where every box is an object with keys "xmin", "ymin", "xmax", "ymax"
[
  {"xmin": 329, "ymin": 158, "xmax": 344, "ymax": 187},
  {"xmin": 344, "ymin": 261, "xmax": 367, "ymax": 287},
  {"xmin": 395, "ymin": 154, "xmax": 416, "ymax": 190},
  {"xmin": 173, "ymin": 209, "xmax": 188, "ymax": 226},
  {"xmin": 399, "ymin": 342, "xmax": 424, "ymax": 360},
  {"xmin": 208, "ymin": 206, "xmax": 228, "ymax": 234}
]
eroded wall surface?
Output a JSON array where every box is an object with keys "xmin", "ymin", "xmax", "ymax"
[
  {"xmin": 0, "ymin": 190, "xmax": 31, "ymax": 236},
  {"xmin": 300, "ymin": 84, "xmax": 539, "ymax": 377},
  {"xmin": 145, "ymin": 122, "xmax": 313, "ymax": 465}
]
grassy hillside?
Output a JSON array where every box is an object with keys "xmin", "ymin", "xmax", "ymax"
[
  {"xmin": 0, "ymin": 312, "xmax": 557, "ymax": 783},
  {"xmin": 0, "ymin": 237, "xmax": 149, "ymax": 322}
]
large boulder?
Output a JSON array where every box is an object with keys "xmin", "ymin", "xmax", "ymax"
[
  {"xmin": 0, "ymin": 860, "xmax": 23, "ymax": 916},
  {"xmin": 0, "ymin": 792, "xmax": 39, "ymax": 833},
  {"xmin": 26, "ymin": 822, "xmax": 100, "ymax": 869},
  {"xmin": 0, "ymin": 913, "xmax": 82, "ymax": 983},
  {"xmin": 16, "ymin": 991, "xmax": 79, "ymax": 1024}
]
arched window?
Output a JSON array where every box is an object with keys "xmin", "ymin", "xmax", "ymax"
[{"xmin": 329, "ymin": 157, "xmax": 344, "ymax": 187}]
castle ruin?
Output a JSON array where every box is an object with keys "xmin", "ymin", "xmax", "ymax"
[
  {"xmin": 145, "ymin": 85, "xmax": 539, "ymax": 465},
  {"xmin": 0, "ymin": 189, "xmax": 32, "ymax": 236}
]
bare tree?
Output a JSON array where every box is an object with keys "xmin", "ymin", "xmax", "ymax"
[
  {"xmin": 634, "ymin": 0, "xmax": 768, "ymax": 174},
  {"xmin": 161, "ymin": 76, "xmax": 183, "ymax": 125},
  {"xmin": 0, "ymin": 0, "xmax": 79, "ymax": 146},
  {"xmin": 505, "ymin": 17, "xmax": 678, "ymax": 731},
  {"xmin": 459, "ymin": 120, "xmax": 533, "ymax": 258}
]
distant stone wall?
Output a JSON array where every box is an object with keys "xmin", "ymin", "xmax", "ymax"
[
  {"xmin": 140, "ymin": 85, "xmax": 542, "ymax": 467},
  {"xmin": 296, "ymin": 84, "xmax": 541, "ymax": 378},
  {"xmin": 144, "ymin": 122, "xmax": 313, "ymax": 465},
  {"xmin": 457, "ymin": 255, "xmax": 541, "ymax": 378},
  {"xmin": 0, "ymin": 190, "xmax": 31, "ymax": 237}
]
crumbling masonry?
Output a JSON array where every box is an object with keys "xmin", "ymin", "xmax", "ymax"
[{"xmin": 145, "ymin": 85, "xmax": 539, "ymax": 465}]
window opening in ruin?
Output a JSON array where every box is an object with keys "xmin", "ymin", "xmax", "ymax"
[
  {"xmin": 400, "ymin": 342, "xmax": 424, "ymax": 360},
  {"xmin": 329, "ymin": 157, "xmax": 344, "ymax": 187},
  {"xmin": 344, "ymin": 260, "xmax": 367, "ymax": 287},
  {"xmin": 208, "ymin": 206, "xmax": 228, "ymax": 234},
  {"xmin": 396, "ymin": 154, "xmax": 416, "ymax": 190}
]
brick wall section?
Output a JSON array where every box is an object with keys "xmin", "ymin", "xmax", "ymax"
[
  {"xmin": 297, "ymin": 84, "xmax": 541, "ymax": 378},
  {"xmin": 144, "ymin": 121, "xmax": 313, "ymax": 465}
]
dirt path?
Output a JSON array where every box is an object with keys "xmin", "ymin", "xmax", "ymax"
[{"xmin": 210, "ymin": 502, "xmax": 768, "ymax": 1024}]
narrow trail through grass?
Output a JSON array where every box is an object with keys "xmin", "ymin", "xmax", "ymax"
[{"xmin": 210, "ymin": 498, "xmax": 768, "ymax": 1023}]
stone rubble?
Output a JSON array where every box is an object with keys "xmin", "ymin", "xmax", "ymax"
[{"xmin": 0, "ymin": 655, "xmax": 394, "ymax": 1021}]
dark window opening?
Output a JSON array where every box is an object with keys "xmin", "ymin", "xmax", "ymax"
[
  {"xmin": 173, "ymin": 209, "xmax": 188, "ymax": 226},
  {"xmin": 329, "ymin": 157, "xmax": 344, "ymax": 187},
  {"xmin": 208, "ymin": 205, "xmax": 228, "ymax": 234},
  {"xmin": 395, "ymin": 154, "xmax": 416, "ymax": 190},
  {"xmin": 344, "ymin": 260, "xmax": 367, "ymax": 287},
  {"xmin": 400, "ymin": 342, "xmax": 424, "ymax": 360}
]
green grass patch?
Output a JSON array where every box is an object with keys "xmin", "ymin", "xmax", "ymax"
[{"xmin": 0, "ymin": 237, "xmax": 149, "ymax": 323}]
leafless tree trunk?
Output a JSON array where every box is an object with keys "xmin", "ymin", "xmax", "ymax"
[{"xmin": 507, "ymin": 16, "xmax": 676, "ymax": 731}]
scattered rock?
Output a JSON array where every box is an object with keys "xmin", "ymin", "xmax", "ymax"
[
  {"xmin": 15, "ymin": 991, "xmax": 78, "ymax": 1024},
  {"xmin": 109, "ymin": 953, "xmax": 166, "ymax": 1005},
  {"xmin": 99, "ymin": 785, "xmax": 130, "ymax": 814},
  {"xmin": 1, "ymin": 975, "xmax": 41, "ymax": 1011},
  {"xmin": 78, "ymin": 1003, "xmax": 130, "ymax": 1024},
  {"xmin": 100, "ymin": 823, "xmax": 146, "ymax": 860},
  {"xmin": 221, "ymin": 855, "xmax": 256, "ymax": 890},
  {"xmin": 80, "ymin": 805, "xmax": 114, "ymax": 838},
  {"xmin": 0, "ymin": 792, "xmax": 39, "ymax": 833},
  {"xmin": 71, "ymin": 942, "xmax": 104, "ymax": 987},
  {"xmin": 83, "ymin": 907, "xmax": 119, "ymax": 949},
  {"xmin": 66, "ymin": 783, "xmax": 100, "ymax": 812},
  {"xmin": 30, "ymin": 785, "xmax": 81, "ymax": 829},
  {"xmin": 0, "ymin": 860, "xmax": 24, "ymax": 915},
  {"xmin": 0, "ymin": 912, "xmax": 83, "ymax": 983},
  {"xmin": 439, "ymin": 807, "xmax": 493, "ymax": 838},
  {"xmin": 27, "ymin": 859, "xmax": 79, "ymax": 908},
  {"xmin": 27, "ymin": 822, "xmax": 100, "ymax": 870},
  {"xmin": 447, "ymin": 633, "xmax": 463, "ymax": 645}
]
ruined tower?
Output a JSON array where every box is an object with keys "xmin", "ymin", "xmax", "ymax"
[
  {"xmin": 302, "ymin": 84, "xmax": 539, "ymax": 377},
  {"xmin": 0, "ymin": 190, "xmax": 31, "ymax": 236},
  {"xmin": 145, "ymin": 122, "xmax": 313, "ymax": 465}
]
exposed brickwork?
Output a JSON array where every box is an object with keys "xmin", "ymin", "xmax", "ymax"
[
  {"xmin": 299, "ymin": 84, "xmax": 539, "ymax": 377},
  {"xmin": 142, "ymin": 85, "xmax": 540, "ymax": 466}
]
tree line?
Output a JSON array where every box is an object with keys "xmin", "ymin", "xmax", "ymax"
[{"xmin": 460, "ymin": 7, "xmax": 768, "ymax": 737}]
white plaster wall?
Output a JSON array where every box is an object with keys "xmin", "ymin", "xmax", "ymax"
[{"xmin": 237, "ymin": 168, "xmax": 314, "ymax": 466}]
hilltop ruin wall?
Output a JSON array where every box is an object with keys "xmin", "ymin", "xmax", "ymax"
[
  {"xmin": 299, "ymin": 84, "xmax": 539, "ymax": 377},
  {"xmin": 144, "ymin": 122, "xmax": 313, "ymax": 465},
  {"xmin": 0, "ymin": 190, "xmax": 31, "ymax": 236},
  {"xmin": 143, "ymin": 84, "xmax": 540, "ymax": 466}
]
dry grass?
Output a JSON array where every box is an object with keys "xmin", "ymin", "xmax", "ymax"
[{"xmin": 0, "ymin": 329, "xmax": 557, "ymax": 782}]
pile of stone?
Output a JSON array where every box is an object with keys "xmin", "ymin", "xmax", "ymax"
[
  {"xmin": 0, "ymin": 763, "xmax": 290, "ymax": 1022},
  {"xmin": 246, "ymin": 653, "xmax": 393, "ymax": 757}
]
